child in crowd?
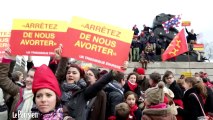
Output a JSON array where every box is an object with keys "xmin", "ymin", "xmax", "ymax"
[
  {"xmin": 139, "ymin": 51, "xmax": 148, "ymax": 69},
  {"xmin": 11, "ymin": 71, "xmax": 25, "ymax": 87},
  {"xmin": 109, "ymin": 102, "xmax": 130, "ymax": 120},
  {"xmin": 142, "ymin": 82, "xmax": 177, "ymax": 120},
  {"xmin": 124, "ymin": 91, "xmax": 142, "ymax": 120},
  {"xmin": 162, "ymin": 71, "xmax": 183, "ymax": 107},
  {"xmin": 123, "ymin": 72, "xmax": 141, "ymax": 96}
]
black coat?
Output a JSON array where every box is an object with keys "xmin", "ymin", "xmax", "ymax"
[
  {"xmin": 134, "ymin": 108, "xmax": 142, "ymax": 120},
  {"xmin": 133, "ymin": 28, "xmax": 139, "ymax": 35},
  {"xmin": 169, "ymin": 81, "xmax": 183, "ymax": 100},
  {"xmin": 104, "ymin": 81, "xmax": 124, "ymax": 118},
  {"xmin": 178, "ymin": 87, "xmax": 205, "ymax": 120},
  {"xmin": 185, "ymin": 28, "xmax": 197, "ymax": 43},
  {"xmin": 204, "ymin": 87, "xmax": 213, "ymax": 113},
  {"xmin": 66, "ymin": 71, "xmax": 114, "ymax": 120},
  {"xmin": 137, "ymin": 77, "xmax": 150, "ymax": 92}
]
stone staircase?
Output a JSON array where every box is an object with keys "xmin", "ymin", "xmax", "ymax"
[{"xmin": 125, "ymin": 62, "xmax": 213, "ymax": 81}]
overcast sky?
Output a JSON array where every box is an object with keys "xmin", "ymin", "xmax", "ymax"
[{"xmin": 1, "ymin": 0, "xmax": 212, "ymax": 66}]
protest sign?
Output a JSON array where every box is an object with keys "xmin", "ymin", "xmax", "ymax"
[
  {"xmin": 10, "ymin": 19, "xmax": 68, "ymax": 56},
  {"xmin": 63, "ymin": 17, "xmax": 133, "ymax": 71},
  {"xmin": 0, "ymin": 31, "xmax": 10, "ymax": 59}
]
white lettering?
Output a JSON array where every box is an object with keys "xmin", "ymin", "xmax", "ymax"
[{"xmin": 12, "ymin": 111, "xmax": 38, "ymax": 119}]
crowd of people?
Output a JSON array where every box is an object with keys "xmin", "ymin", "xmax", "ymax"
[
  {"xmin": 0, "ymin": 45, "xmax": 213, "ymax": 120},
  {"xmin": 130, "ymin": 25, "xmax": 207, "ymax": 69}
]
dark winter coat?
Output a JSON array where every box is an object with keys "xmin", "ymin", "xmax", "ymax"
[
  {"xmin": 133, "ymin": 28, "xmax": 139, "ymax": 35},
  {"xmin": 137, "ymin": 77, "xmax": 150, "ymax": 92},
  {"xmin": 178, "ymin": 87, "xmax": 205, "ymax": 120},
  {"xmin": 169, "ymin": 81, "xmax": 183, "ymax": 100},
  {"xmin": 104, "ymin": 80, "xmax": 124, "ymax": 118},
  {"xmin": 66, "ymin": 72, "xmax": 114, "ymax": 120},
  {"xmin": 204, "ymin": 87, "xmax": 213, "ymax": 113},
  {"xmin": 148, "ymin": 36, "xmax": 157, "ymax": 44},
  {"xmin": 55, "ymin": 57, "xmax": 113, "ymax": 120},
  {"xmin": 185, "ymin": 28, "xmax": 197, "ymax": 43}
]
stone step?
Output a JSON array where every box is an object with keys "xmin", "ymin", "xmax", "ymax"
[
  {"xmin": 125, "ymin": 62, "xmax": 213, "ymax": 81},
  {"xmin": 127, "ymin": 62, "xmax": 213, "ymax": 69}
]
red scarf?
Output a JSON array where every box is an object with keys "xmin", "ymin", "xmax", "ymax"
[
  {"xmin": 127, "ymin": 81, "xmax": 138, "ymax": 91},
  {"xmin": 164, "ymin": 96, "xmax": 169, "ymax": 104},
  {"xmin": 128, "ymin": 105, "xmax": 138, "ymax": 120}
]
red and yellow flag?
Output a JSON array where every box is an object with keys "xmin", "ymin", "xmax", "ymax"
[
  {"xmin": 162, "ymin": 29, "xmax": 188, "ymax": 61},
  {"xmin": 193, "ymin": 44, "xmax": 204, "ymax": 51}
]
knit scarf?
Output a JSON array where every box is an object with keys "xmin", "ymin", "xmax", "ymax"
[
  {"xmin": 61, "ymin": 82, "xmax": 81, "ymax": 102},
  {"xmin": 19, "ymin": 89, "xmax": 34, "ymax": 120},
  {"xmin": 127, "ymin": 81, "xmax": 138, "ymax": 91},
  {"xmin": 42, "ymin": 107, "xmax": 63, "ymax": 120},
  {"xmin": 61, "ymin": 79, "xmax": 87, "ymax": 103},
  {"xmin": 128, "ymin": 105, "xmax": 138, "ymax": 120}
]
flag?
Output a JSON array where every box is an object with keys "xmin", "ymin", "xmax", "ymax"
[
  {"xmin": 162, "ymin": 15, "xmax": 181, "ymax": 33},
  {"xmin": 193, "ymin": 44, "xmax": 204, "ymax": 51},
  {"xmin": 162, "ymin": 28, "xmax": 188, "ymax": 61}
]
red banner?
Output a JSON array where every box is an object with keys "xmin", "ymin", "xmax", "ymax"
[
  {"xmin": 10, "ymin": 19, "xmax": 68, "ymax": 56},
  {"xmin": 162, "ymin": 29, "xmax": 188, "ymax": 61},
  {"xmin": 0, "ymin": 31, "xmax": 10, "ymax": 57},
  {"xmin": 62, "ymin": 17, "xmax": 133, "ymax": 71},
  {"xmin": 10, "ymin": 30, "xmax": 67, "ymax": 56},
  {"xmin": 63, "ymin": 28, "xmax": 131, "ymax": 71}
]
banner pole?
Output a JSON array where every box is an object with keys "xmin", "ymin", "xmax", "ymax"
[{"xmin": 187, "ymin": 51, "xmax": 191, "ymax": 73}]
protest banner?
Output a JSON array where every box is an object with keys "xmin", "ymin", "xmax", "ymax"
[
  {"xmin": 10, "ymin": 19, "xmax": 68, "ymax": 56},
  {"xmin": 63, "ymin": 16, "xmax": 133, "ymax": 71},
  {"xmin": 0, "ymin": 31, "xmax": 10, "ymax": 61}
]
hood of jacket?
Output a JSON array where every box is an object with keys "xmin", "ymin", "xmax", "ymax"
[{"xmin": 104, "ymin": 80, "xmax": 124, "ymax": 94}]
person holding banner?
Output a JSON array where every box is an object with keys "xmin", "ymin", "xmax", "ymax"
[
  {"xmin": 0, "ymin": 49, "xmax": 36, "ymax": 120},
  {"xmin": 54, "ymin": 46, "xmax": 121, "ymax": 120},
  {"xmin": 60, "ymin": 63, "xmax": 87, "ymax": 104}
]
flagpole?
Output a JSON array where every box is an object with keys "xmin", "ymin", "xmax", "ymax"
[{"xmin": 187, "ymin": 51, "xmax": 191, "ymax": 73}]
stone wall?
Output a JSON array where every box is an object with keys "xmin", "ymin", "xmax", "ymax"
[{"xmin": 125, "ymin": 62, "xmax": 213, "ymax": 81}]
